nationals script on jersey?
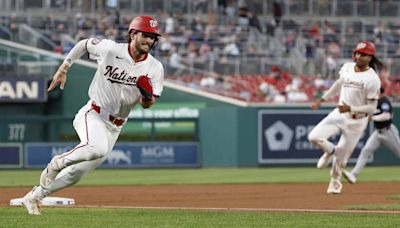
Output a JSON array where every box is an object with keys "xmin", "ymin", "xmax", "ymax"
[
  {"xmin": 86, "ymin": 38, "xmax": 164, "ymax": 118},
  {"xmin": 338, "ymin": 62, "xmax": 380, "ymax": 107}
]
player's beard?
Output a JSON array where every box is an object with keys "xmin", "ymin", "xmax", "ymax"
[{"xmin": 135, "ymin": 39, "xmax": 153, "ymax": 54}]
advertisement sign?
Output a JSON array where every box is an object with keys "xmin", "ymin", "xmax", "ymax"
[
  {"xmin": 125, "ymin": 102, "xmax": 204, "ymax": 133},
  {"xmin": 0, "ymin": 143, "xmax": 23, "ymax": 168},
  {"xmin": 258, "ymin": 110, "xmax": 372, "ymax": 164},
  {"xmin": 129, "ymin": 102, "xmax": 205, "ymax": 119},
  {"xmin": 0, "ymin": 77, "xmax": 47, "ymax": 102},
  {"xmin": 25, "ymin": 142, "xmax": 199, "ymax": 168}
]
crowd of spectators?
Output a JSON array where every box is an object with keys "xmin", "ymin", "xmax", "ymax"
[
  {"xmin": 168, "ymin": 67, "xmax": 400, "ymax": 104},
  {"xmin": 2, "ymin": 1, "xmax": 400, "ymax": 103}
]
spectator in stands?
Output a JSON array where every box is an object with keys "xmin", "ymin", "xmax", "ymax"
[
  {"xmin": 324, "ymin": 55, "xmax": 337, "ymax": 79},
  {"xmin": 200, "ymin": 75, "xmax": 216, "ymax": 88},
  {"xmin": 105, "ymin": 25, "xmax": 118, "ymax": 40},
  {"xmin": 327, "ymin": 41, "xmax": 341, "ymax": 58},
  {"xmin": 225, "ymin": 1, "xmax": 236, "ymax": 25},
  {"xmin": 247, "ymin": 11, "xmax": 262, "ymax": 48},
  {"xmin": 159, "ymin": 33, "xmax": 173, "ymax": 56},
  {"xmin": 259, "ymin": 81, "xmax": 280, "ymax": 102},
  {"xmin": 168, "ymin": 46, "xmax": 189, "ymax": 76},
  {"xmin": 313, "ymin": 41, "xmax": 326, "ymax": 75},
  {"xmin": 164, "ymin": 13, "xmax": 174, "ymax": 34},
  {"xmin": 43, "ymin": 15, "xmax": 55, "ymax": 32},
  {"xmin": 287, "ymin": 34, "xmax": 307, "ymax": 75},
  {"xmin": 373, "ymin": 21, "xmax": 385, "ymax": 42},
  {"xmin": 265, "ymin": 17, "xmax": 277, "ymax": 37},
  {"xmin": 237, "ymin": 6, "xmax": 249, "ymax": 28},
  {"xmin": 223, "ymin": 37, "xmax": 240, "ymax": 58},
  {"xmin": 48, "ymin": 23, "xmax": 67, "ymax": 47},
  {"xmin": 272, "ymin": 1, "xmax": 282, "ymax": 25},
  {"xmin": 273, "ymin": 92, "xmax": 287, "ymax": 103},
  {"xmin": 74, "ymin": 29, "xmax": 88, "ymax": 42},
  {"xmin": 309, "ymin": 22, "xmax": 322, "ymax": 43},
  {"xmin": 286, "ymin": 85, "xmax": 309, "ymax": 103},
  {"xmin": 186, "ymin": 40, "xmax": 198, "ymax": 68},
  {"xmin": 285, "ymin": 32, "xmax": 296, "ymax": 53},
  {"xmin": 198, "ymin": 41, "xmax": 214, "ymax": 63},
  {"xmin": 249, "ymin": 11, "xmax": 261, "ymax": 33},
  {"xmin": 342, "ymin": 26, "xmax": 357, "ymax": 48},
  {"xmin": 119, "ymin": 15, "xmax": 132, "ymax": 30},
  {"xmin": 322, "ymin": 20, "xmax": 338, "ymax": 43}
]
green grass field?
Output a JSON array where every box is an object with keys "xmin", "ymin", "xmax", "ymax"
[
  {"xmin": 1, "ymin": 207, "xmax": 400, "ymax": 227},
  {"xmin": 1, "ymin": 167, "xmax": 400, "ymax": 227},
  {"xmin": 2, "ymin": 166, "xmax": 400, "ymax": 187}
]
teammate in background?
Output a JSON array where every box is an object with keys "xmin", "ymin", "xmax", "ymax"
[
  {"xmin": 343, "ymin": 87, "xmax": 400, "ymax": 184},
  {"xmin": 22, "ymin": 15, "xmax": 164, "ymax": 215},
  {"xmin": 308, "ymin": 41, "xmax": 383, "ymax": 194}
]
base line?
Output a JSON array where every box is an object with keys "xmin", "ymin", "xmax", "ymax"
[{"xmin": 74, "ymin": 205, "xmax": 400, "ymax": 214}]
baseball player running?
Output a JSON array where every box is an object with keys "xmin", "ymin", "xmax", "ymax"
[
  {"xmin": 308, "ymin": 41, "xmax": 383, "ymax": 194},
  {"xmin": 22, "ymin": 15, "xmax": 164, "ymax": 215},
  {"xmin": 343, "ymin": 87, "xmax": 400, "ymax": 183}
]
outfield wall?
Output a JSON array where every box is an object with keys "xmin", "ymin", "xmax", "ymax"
[
  {"xmin": 2, "ymin": 70, "xmax": 400, "ymax": 167},
  {"xmin": 1, "ymin": 39, "xmax": 399, "ymax": 168},
  {"xmin": 199, "ymin": 106, "xmax": 400, "ymax": 167}
]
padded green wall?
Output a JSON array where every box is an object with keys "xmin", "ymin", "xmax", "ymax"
[
  {"xmin": 2, "ymin": 62, "xmax": 400, "ymax": 167},
  {"xmin": 199, "ymin": 107, "xmax": 239, "ymax": 166}
]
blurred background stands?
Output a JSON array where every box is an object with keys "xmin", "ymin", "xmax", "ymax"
[{"xmin": 1, "ymin": 0, "xmax": 400, "ymax": 103}]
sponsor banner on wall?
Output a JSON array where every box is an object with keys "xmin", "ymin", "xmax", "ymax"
[
  {"xmin": 0, "ymin": 143, "xmax": 23, "ymax": 168},
  {"xmin": 129, "ymin": 102, "xmax": 205, "ymax": 119},
  {"xmin": 258, "ymin": 110, "xmax": 373, "ymax": 164},
  {"xmin": 0, "ymin": 77, "xmax": 47, "ymax": 102},
  {"xmin": 25, "ymin": 142, "xmax": 199, "ymax": 168}
]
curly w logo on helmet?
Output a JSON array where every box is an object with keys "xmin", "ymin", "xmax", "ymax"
[{"xmin": 149, "ymin": 19, "xmax": 158, "ymax": 28}]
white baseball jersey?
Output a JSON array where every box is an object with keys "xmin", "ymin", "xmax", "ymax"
[
  {"xmin": 338, "ymin": 62, "xmax": 380, "ymax": 108},
  {"xmin": 86, "ymin": 38, "xmax": 164, "ymax": 118},
  {"xmin": 309, "ymin": 61, "xmax": 382, "ymax": 193},
  {"xmin": 27, "ymin": 37, "xmax": 165, "ymax": 203}
]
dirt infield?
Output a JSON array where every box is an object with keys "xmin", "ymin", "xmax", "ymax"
[{"xmin": 1, "ymin": 182, "xmax": 399, "ymax": 210}]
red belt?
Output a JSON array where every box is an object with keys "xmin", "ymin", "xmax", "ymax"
[
  {"xmin": 351, "ymin": 113, "xmax": 368, "ymax": 119},
  {"xmin": 91, "ymin": 103, "xmax": 125, "ymax": 126}
]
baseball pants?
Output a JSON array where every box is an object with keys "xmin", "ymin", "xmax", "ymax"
[
  {"xmin": 352, "ymin": 124, "xmax": 400, "ymax": 176},
  {"xmin": 308, "ymin": 108, "xmax": 369, "ymax": 180},
  {"xmin": 37, "ymin": 101, "xmax": 122, "ymax": 198}
]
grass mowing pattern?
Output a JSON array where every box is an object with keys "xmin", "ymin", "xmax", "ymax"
[{"xmin": 2, "ymin": 208, "xmax": 400, "ymax": 228}]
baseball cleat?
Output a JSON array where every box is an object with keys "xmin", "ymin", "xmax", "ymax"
[
  {"xmin": 317, "ymin": 152, "xmax": 333, "ymax": 169},
  {"xmin": 342, "ymin": 170, "xmax": 357, "ymax": 184},
  {"xmin": 40, "ymin": 155, "xmax": 61, "ymax": 189},
  {"xmin": 326, "ymin": 178, "xmax": 343, "ymax": 194},
  {"xmin": 22, "ymin": 187, "xmax": 41, "ymax": 215}
]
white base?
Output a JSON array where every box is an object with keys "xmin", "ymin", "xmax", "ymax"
[{"xmin": 10, "ymin": 197, "xmax": 75, "ymax": 206}]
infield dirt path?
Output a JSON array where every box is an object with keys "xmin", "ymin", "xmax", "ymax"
[{"xmin": 1, "ymin": 182, "xmax": 399, "ymax": 210}]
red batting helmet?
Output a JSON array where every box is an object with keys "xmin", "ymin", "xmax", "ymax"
[
  {"xmin": 353, "ymin": 41, "xmax": 376, "ymax": 56},
  {"xmin": 129, "ymin": 15, "xmax": 161, "ymax": 36}
]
